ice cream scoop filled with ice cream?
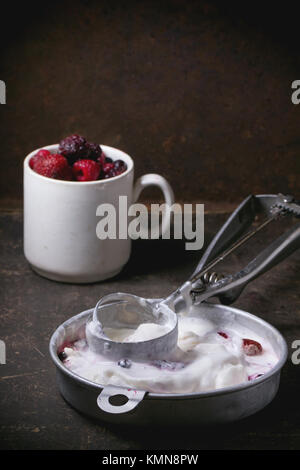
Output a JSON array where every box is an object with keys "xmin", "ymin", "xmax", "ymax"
[{"xmin": 85, "ymin": 293, "xmax": 178, "ymax": 361}]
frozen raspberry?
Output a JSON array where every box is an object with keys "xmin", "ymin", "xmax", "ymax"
[
  {"xmin": 242, "ymin": 338, "xmax": 263, "ymax": 356},
  {"xmin": 59, "ymin": 134, "xmax": 89, "ymax": 164},
  {"xmin": 100, "ymin": 161, "xmax": 117, "ymax": 179},
  {"xmin": 104, "ymin": 168, "xmax": 118, "ymax": 179},
  {"xmin": 100, "ymin": 160, "xmax": 127, "ymax": 179},
  {"xmin": 37, "ymin": 149, "xmax": 51, "ymax": 158},
  {"xmin": 73, "ymin": 159, "xmax": 101, "ymax": 181},
  {"xmin": 33, "ymin": 153, "xmax": 73, "ymax": 180},
  {"xmin": 248, "ymin": 373, "xmax": 264, "ymax": 381},
  {"xmin": 102, "ymin": 162, "xmax": 114, "ymax": 174},
  {"xmin": 218, "ymin": 331, "xmax": 229, "ymax": 339},
  {"xmin": 103, "ymin": 159, "xmax": 127, "ymax": 178},
  {"xmin": 57, "ymin": 341, "xmax": 73, "ymax": 354},
  {"xmin": 29, "ymin": 149, "xmax": 51, "ymax": 169}
]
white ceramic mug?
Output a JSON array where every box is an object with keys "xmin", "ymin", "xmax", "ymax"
[{"xmin": 24, "ymin": 144, "xmax": 174, "ymax": 283}]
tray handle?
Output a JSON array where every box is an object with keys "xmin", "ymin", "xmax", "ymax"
[{"xmin": 97, "ymin": 385, "xmax": 146, "ymax": 414}]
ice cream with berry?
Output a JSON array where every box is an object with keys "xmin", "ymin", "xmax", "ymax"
[
  {"xmin": 29, "ymin": 134, "xmax": 127, "ymax": 181},
  {"xmin": 58, "ymin": 312, "xmax": 278, "ymax": 394}
]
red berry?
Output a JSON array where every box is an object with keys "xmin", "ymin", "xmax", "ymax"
[
  {"xmin": 33, "ymin": 153, "xmax": 73, "ymax": 180},
  {"xmin": 37, "ymin": 149, "xmax": 51, "ymax": 158},
  {"xmin": 73, "ymin": 159, "xmax": 100, "ymax": 181},
  {"xmin": 102, "ymin": 162, "xmax": 114, "ymax": 173},
  {"xmin": 97, "ymin": 151, "xmax": 107, "ymax": 167},
  {"xmin": 104, "ymin": 168, "xmax": 118, "ymax": 179},
  {"xmin": 242, "ymin": 338, "xmax": 263, "ymax": 356},
  {"xmin": 57, "ymin": 341, "xmax": 73, "ymax": 354},
  {"xmin": 248, "ymin": 373, "xmax": 264, "ymax": 381},
  {"xmin": 29, "ymin": 149, "xmax": 51, "ymax": 169},
  {"xmin": 218, "ymin": 331, "xmax": 228, "ymax": 339},
  {"xmin": 99, "ymin": 159, "xmax": 127, "ymax": 179},
  {"xmin": 29, "ymin": 157, "xmax": 37, "ymax": 169}
]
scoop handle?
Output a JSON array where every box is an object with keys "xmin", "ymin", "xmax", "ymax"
[
  {"xmin": 191, "ymin": 194, "xmax": 255, "ymax": 276},
  {"xmin": 192, "ymin": 222, "xmax": 300, "ymax": 305}
]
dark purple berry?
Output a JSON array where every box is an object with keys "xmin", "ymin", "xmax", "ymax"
[
  {"xmin": 118, "ymin": 358, "xmax": 132, "ymax": 369},
  {"xmin": 87, "ymin": 142, "xmax": 102, "ymax": 161},
  {"xmin": 105, "ymin": 157, "xmax": 113, "ymax": 163},
  {"xmin": 59, "ymin": 134, "xmax": 89, "ymax": 164},
  {"xmin": 104, "ymin": 168, "xmax": 118, "ymax": 178},
  {"xmin": 102, "ymin": 162, "xmax": 114, "ymax": 173},
  {"xmin": 218, "ymin": 331, "xmax": 229, "ymax": 339},
  {"xmin": 114, "ymin": 159, "xmax": 127, "ymax": 172},
  {"xmin": 58, "ymin": 351, "xmax": 67, "ymax": 361},
  {"xmin": 152, "ymin": 360, "xmax": 185, "ymax": 371},
  {"xmin": 97, "ymin": 151, "xmax": 106, "ymax": 167}
]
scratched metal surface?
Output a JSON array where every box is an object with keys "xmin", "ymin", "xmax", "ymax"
[{"xmin": 0, "ymin": 210, "xmax": 299, "ymax": 450}]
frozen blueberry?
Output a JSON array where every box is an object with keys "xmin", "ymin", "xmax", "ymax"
[
  {"xmin": 114, "ymin": 159, "xmax": 127, "ymax": 172},
  {"xmin": 118, "ymin": 358, "xmax": 132, "ymax": 369},
  {"xmin": 58, "ymin": 351, "xmax": 67, "ymax": 361}
]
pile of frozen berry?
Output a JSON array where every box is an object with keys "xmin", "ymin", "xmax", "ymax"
[{"xmin": 29, "ymin": 134, "xmax": 127, "ymax": 182}]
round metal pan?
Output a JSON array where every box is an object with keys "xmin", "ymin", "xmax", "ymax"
[{"xmin": 49, "ymin": 303, "xmax": 287, "ymax": 425}]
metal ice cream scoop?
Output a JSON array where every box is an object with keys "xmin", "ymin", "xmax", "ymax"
[
  {"xmin": 86, "ymin": 193, "xmax": 300, "ymax": 362},
  {"xmin": 85, "ymin": 293, "xmax": 178, "ymax": 361}
]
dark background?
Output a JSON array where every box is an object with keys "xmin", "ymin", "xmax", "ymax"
[
  {"xmin": 0, "ymin": 0, "xmax": 299, "ymax": 207},
  {"xmin": 0, "ymin": 0, "xmax": 300, "ymax": 451}
]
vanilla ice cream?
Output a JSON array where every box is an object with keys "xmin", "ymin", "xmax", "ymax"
[{"xmin": 59, "ymin": 313, "xmax": 278, "ymax": 394}]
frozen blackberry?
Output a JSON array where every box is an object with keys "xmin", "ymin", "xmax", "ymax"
[
  {"xmin": 59, "ymin": 134, "xmax": 89, "ymax": 164},
  {"xmin": 87, "ymin": 142, "xmax": 102, "ymax": 161}
]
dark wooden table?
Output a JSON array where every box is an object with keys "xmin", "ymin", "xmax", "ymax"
[{"xmin": 0, "ymin": 210, "xmax": 299, "ymax": 450}]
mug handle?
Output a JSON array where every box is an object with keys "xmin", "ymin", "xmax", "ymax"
[{"xmin": 133, "ymin": 174, "xmax": 175, "ymax": 236}]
